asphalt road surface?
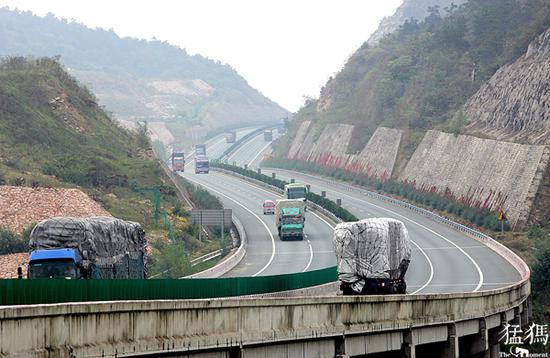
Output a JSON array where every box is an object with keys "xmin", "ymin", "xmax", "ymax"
[{"xmin": 182, "ymin": 129, "xmax": 521, "ymax": 294}]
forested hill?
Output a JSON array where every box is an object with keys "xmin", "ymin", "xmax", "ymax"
[
  {"xmin": 0, "ymin": 8, "xmax": 289, "ymax": 145},
  {"xmin": 285, "ymin": 0, "xmax": 550, "ymax": 155},
  {"xmin": 0, "ymin": 57, "xmax": 180, "ymax": 224},
  {"xmin": 367, "ymin": 0, "xmax": 467, "ymax": 46}
]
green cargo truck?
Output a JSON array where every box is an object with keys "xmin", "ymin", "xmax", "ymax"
[{"xmin": 275, "ymin": 199, "xmax": 305, "ymax": 241}]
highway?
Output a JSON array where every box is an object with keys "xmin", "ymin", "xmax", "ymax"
[
  {"xmin": 210, "ymin": 130, "xmax": 520, "ymax": 294},
  {"xmin": 180, "ymin": 129, "xmax": 335, "ymax": 276}
]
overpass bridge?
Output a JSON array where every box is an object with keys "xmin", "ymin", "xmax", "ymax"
[{"xmin": 0, "ymin": 128, "xmax": 532, "ymax": 357}]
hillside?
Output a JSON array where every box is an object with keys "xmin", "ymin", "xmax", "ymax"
[
  {"xmin": 0, "ymin": 57, "xmax": 180, "ymax": 226},
  {"xmin": 367, "ymin": 0, "xmax": 467, "ymax": 46},
  {"xmin": 274, "ymin": 0, "xmax": 550, "ymax": 229},
  {"xmin": 287, "ymin": 0, "xmax": 550, "ymax": 154},
  {"xmin": 0, "ymin": 8, "xmax": 289, "ymax": 146}
]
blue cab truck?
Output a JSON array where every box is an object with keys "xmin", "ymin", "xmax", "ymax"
[{"xmin": 26, "ymin": 217, "xmax": 147, "ymax": 279}]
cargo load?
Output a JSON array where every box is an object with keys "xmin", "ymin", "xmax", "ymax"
[
  {"xmin": 333, "ymin": 218, "xmax": 410, "ymax": 294},
  {"xmin": 28, "ymin": 217, "xmax": 147, "ymax": 279},
  {"xmin": 275, "ymin": 199, "xmax": 306, "ymax": 241}
]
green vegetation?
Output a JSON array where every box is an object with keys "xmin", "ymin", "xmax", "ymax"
[
  {"xmin": 263, "ymin": 157, "xmax": 507, "ymax": 231},
  {"xmin": 286, "ymin": 0, "xmax": 550, "ymax": 150},
  {"xmin": 211, "ymin": 162, "xmax": 358, "ymax": 222},
  {"xmin": 178, "ymin": 178, "xmax": 223, "ymax": 210},
  {"xmin": 0, "ymin": 57, "xmax": 180, "ymax": 229},
  {"xmin": 0, "ymin": 7, "xmax": 288, "ymax": 141},
  {"xmin": 0, "ymin": 57, "xmax": 227, "ymax": 277},
  {"xmin": 0, "ymin": 228, "xmax": 27, "ymax": 254}
]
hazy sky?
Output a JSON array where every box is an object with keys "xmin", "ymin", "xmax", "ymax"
[{"xmin": 0, "ymin": 0, "xmax": 402, "ymax": 111}]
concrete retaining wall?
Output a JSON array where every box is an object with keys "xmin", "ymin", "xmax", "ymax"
[
  {"xmin": 399, "ymin": 130, "xmax": 550, "ymax": 227},
  {"xmin": 344, "ymin": 127, "xmax": 402, "ymax": 180},
  {"xmin": 287, "ymin": 120, "xmax": 311, "ymax": 159},
  {"xmin": 288, "ymin": 124, "xmax": 402, "ymax": 180}
]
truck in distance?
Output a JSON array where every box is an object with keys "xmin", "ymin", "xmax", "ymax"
[
  {"xmin": 171, "ymin": 150, "xmax": 185, "ymax": 172},
  {"xmin": 333, "ymin": 218, "xmax": 411, "ymax": 295},
  {"xmin": 27, "ymin": 217, "xmax": 147, "ymax": 279},
  {"xmin": 195, "ymin": 155, "xmax": 210, "ymax": 174},
  {"xmin": 263, "ymin": 130, "xmax": 273, "ymax": 141},
  {"xmin": 195, "ymin": 144, "xmax": 207, "ymax": 156},
  {"xmin": 275, "ymin": 199, "xmax": 306, "ymax": 240},
  {"xmin": 225, "ymin": 131, "xmax": 236, "ymax": 143},
  {"xmin": 284, "ymin": 183, "xmax": 308, "ymax": 201}
]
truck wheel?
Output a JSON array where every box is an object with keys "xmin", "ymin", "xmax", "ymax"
[{"xmin": 397, "ymin": 281, "xmax": 407, "ymax": 294}]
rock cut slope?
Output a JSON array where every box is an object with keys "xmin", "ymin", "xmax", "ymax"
[{"xmin": 465, "ymin": 27, "xmax": 550, "ymax": 144}]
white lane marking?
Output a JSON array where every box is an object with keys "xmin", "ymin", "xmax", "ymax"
[
  {"xmin": 214, "ymin": 172, "xmax": 335, "ymax": 273},
  {"xmin": 181, "ymin": 174, "xmax": 276, "ymax": 277},
  {"xmin": 408, "ymin": 282, "xmax": 517, "ymax": 288},
  {"xmin": 413, "ymin": 245, "xmax": 486, "ymax": 250},
  {"xmin": 272, "ymin": 169, "xmax": 484, "ymax": 292},
  {"xmin": 248, "ymin": 141, "xmax": 273, "ymax": 167},
  {"xmin": 303, "ymin": 239, "xmax": 314, "ymax": 272},
  {"xmin": 409, "ymin": 240, "xmax": 434, "ymax": 294}
]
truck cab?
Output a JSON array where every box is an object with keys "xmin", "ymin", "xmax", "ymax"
[
  {"xmin": 284, "ymin": 183, "xmax": 308, "ymax": 201},
  {"xmin": 27, "ymin": 248, "xmax": 83, "ymax": 279}
]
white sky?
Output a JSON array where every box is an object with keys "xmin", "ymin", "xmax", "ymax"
[{"xmin": 0, "ymin": 0, "xmax": 402, "ymax": 111}]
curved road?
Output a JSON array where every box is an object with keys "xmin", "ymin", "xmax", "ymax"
[
  {"xmin": 180, "ymin": 129, "xmax": 335, "ymax": 276},
  {"xmin": 219, "ymin": 130, "xmax": 519, "ymax": 293}
]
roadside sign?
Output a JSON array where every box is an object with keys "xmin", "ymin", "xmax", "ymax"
[
  {"xmin": 498, "ymin": 210, "xmax": 507, "ymax": 221},
  {"xmin": 190, "ymin": 209, "xmax": 232, "ymax": 226}
]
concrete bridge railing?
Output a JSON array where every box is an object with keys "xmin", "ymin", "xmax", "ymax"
[{"xmin": 0, "ymin": 276, "xmax": 530, "ymax": 357}]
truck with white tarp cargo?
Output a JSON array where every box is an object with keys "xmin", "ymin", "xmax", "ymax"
[{"xmin": 333, "ymin": 218, "xmax": 411, "ymax": 294}]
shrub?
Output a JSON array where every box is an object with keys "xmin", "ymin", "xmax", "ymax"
[
  {"xmin": 0, "ymin": 228, "xmax": 28, "ymax": 254},
  {"xmin": 148, "ymin": 240, "xmax": 191, "ymax": 279}
]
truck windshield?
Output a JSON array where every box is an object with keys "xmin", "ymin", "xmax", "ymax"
[
  {"xmin": 28, "ymin": 261, "xmax": 78, "ymax": 279},
  {"xmin": 287, "ymin": 188, "xmax": 306, "ymax": 199}
]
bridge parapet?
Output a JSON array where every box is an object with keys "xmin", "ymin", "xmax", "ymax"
[{"xmin": 0, "ymin": 278, "xmax": 530, "ymax": 357}]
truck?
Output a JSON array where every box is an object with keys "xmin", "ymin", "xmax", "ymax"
[
  {"xmin": 171, "ymin": 150, "xmax": 185, "ymax": 172},
  {"xmin": 195, "ymin": 155, "xmax": 210, "ymax": 174},
  {"xmin": 26, "ymin": 217, "xmax": 147, "ymax": 279},
  {"xmin": 225, "ymin": 131, "xmax": 236, "ymax": 143},
  {"xmin": 195, "ymin": 144, "xmax": 207, "ymax": 156},
  {"xmin": 275, "ymin": 199, "xmax": 306, "ymax": 241},
  {"xmin": 284, "ymin": 183, "xmax": 308, "ymax": 202},
  {"xmin": 333, "ymin": 218, "xmax": 411, "ymax": 295},
  {"xmin": 263, "ymin": 130, "xmax": 273, "ymax": 141}
]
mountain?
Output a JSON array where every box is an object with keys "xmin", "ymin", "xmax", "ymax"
[
  {"xmin": 0, "ymin": 57, "xmax": 180, "ymax": 225},
  {"xmin": 274, "ymin": 0, "xmax": 550, "ymax": 229},
  {"xmin": 367, "ymin": 0, "xmax": 467, "ymax": 46},
  {"xmin": 284, "ymin": 0, "xmax": 550, "ymax": 155},
  {"xmin": 0, "ymin": 8, "xmax": 289, "ymax": 146}
]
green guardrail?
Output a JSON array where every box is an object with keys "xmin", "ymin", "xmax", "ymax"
[{"xmin": 0, "ymin": 266, "xmax": 337, "ymax": 305}]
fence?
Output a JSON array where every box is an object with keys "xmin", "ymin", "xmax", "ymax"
[{"xmin": 0, "ymin": 266, "xmax": 337, "ymax": 305}]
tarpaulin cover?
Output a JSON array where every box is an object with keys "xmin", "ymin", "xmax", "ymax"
[
  {"xmin": 333, "ymin": 218, "xmax": 411, "ymax": 292},
  {"xmin": 29, "ymin": 217, "xmax": 146, "ymax": 278}
]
